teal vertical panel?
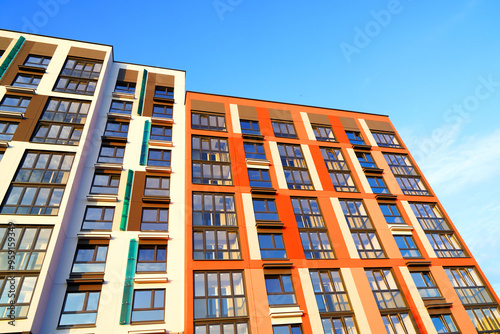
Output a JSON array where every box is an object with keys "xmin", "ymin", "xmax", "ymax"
[
  {"xmin": 119, "ymin": 170, "xmax": 134, "ymax": 231},
  {"xmin": 119, "ymin": 239, "xmax": 138, "ymax": 325},
  {"xmin": 137, "ymin": 69, "xmax": 148, "ymax": 116},
  {"xmin": 139, "ymin": 120, "xmax": 151, "ymax": 166},
  {"xmin": 0, "ymin": 36, "xmax": 26, "ymax": 79}
]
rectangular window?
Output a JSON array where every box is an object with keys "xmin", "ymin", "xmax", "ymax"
[
  {"xmin": 430, "ymin": 314, "xmax": 459, "ymax": 334},
  {"xmin": 53, "ymin": 58, "xmax": 102, "ymax": 96},
  {"xmin": 0, "ymin": 95, "xmax": 31, "ymax": 113},
  {"xmin": 193, "ymin": 229, "xmax": 241, "ymax": 260},
  {"xmin": 258, "ymin": 233, "xmax": 287, "ymax": 259},
  {"xmin": 367, "ymin": 176, "xmax": 390, "ymax": 194},
  {"xmin": 248, "ymin": 169, "xmax": 272, "ymax": 188},
  {"xmin": 114, "ymin": 81, "xmax": 135, "ymax": 94},
  {"xmin": 410, "ymin": 203, "xmax": 465, "ymax": 258},
  {"xmin": 240, "ymin": 120, "xmax": 260, "ymax": 135},
  {"xmin": 192, "ymin": 112, "xmax": 226, "ymax": 131},
  {"xmin": 192, "ymin": 136, "xmax": 232, "ymax": 185},
  {"xmin": 321, "ymin": 147, "xmax": 357, "ymax": 192},
  {"xmin": 152, "ymin": 104, "xmax": 173, "ymax": 118},
  {"xmin": 279, "ymin": 143, "xmax": 313, "ymax": 190},
  {"xmin": 150, "ymin": 125, "xmax": 172, "ymax": 141},
  {"xmin": 104, "ymin": 120, "xmax": 129, "ymax": 138},
  {"xmin": 40, "ymin": 98, "xmax": 90, "ymax": 124},
  {"xmin": 312, "ymin": 125, "xmax": 336, "ymax": 142},
  {"xmin": 195, "ymin": 322, "xmax": 249, "ymax": 334},
  {"xmin": 340, "ymin": 200, "xmax": 385, "ymax": 258},
  {"xmin": 346, "ymin": 131, "xmax": 365, "ymax": 145},
  {"xmin": 384, "ymin": 153, "xmax": 429, "ymax": 196},
  {"xmin": 59, "ymin": 290, "xmax": 100, "ymax": 327},
  {"xmin": 0, "ymin": 121, "xmax": 18, "ymax": 141},
  {"xmin": 244, "ymin": 142, "xmax": 266, "ymax": 160},
  {"xmin": 81, "ymin": 206, "xmax": 115, "ymax": 230},
  {"xmin": 12, "ymin": 74, "xmax": 41, "ymax": 89},
  {"xmin": 310, "ymin": 270, "xmax": 352, "ymax": 312},
  {"xmin": 194, "ymin": 271, "xmax": 247, "ymax": 319},
  {"xmin": 136, "ymin": 245, "xmax": 167, "ymax": 272},
  {"xmin": 466, "ymin": 307, "xmax": 500, "ymax": 333},
  {"xmin": 410, "ymin": 271, "xmax": 441, "ymax": 299},
  {"xmin": 71, "ymin": 244, "xmax": 108, "ymax": 274},
  {"xmin": 273, "ymin": 324, "xmax": 303, "ymax": 333},
  {"xmin": 445, "ymin": 267, "xmax": 494, "ymax": 305},
  {"xmin": 14, "ymin": 151, "xmax": 74, "ymax": 184},
  {"xmin": 356, "ymin": 151, "xmax": 377, "ymax": 168},
  {"xmin": 394, "ymin": 235, "xmax": 421, "ymax": 258},
  {"xmin": 372, "ymin": 131, "xmax": 401, "ymax": 148},
  {"xmin": 147, "ymin": 149, "xmax": 171, "ymax": 167},
  {"xmin": 365, "ymin": 269, "xmax": 406, "ymax": 309},
  {"xmin": 144, "ymin": 176, "xmax": 170, "ymax": 197},
  {"xmin": 141, "ymin": 208, "xmax": 168, "ymax": 231},
  {"xmin": 23, "ymin": 55, "xmax": 51, "ymax": 69},
  {"xmin": 109, "ymin": 100, "xmax": 132, "ymax": 115},
  {"xmin": 379, "ymin": 203, "xmax": 405, "ymax": 224},
  {"xmin": 321, "ymin": 317, "xmax": 358, "ymax": 334},
  {"xmin": 382, "ymin": 313, "xmax": 415, "ymax": 334},
  {"xmin": 90, "ymin": 173, "xmax": 120, "ymax": 195},
  {"xmin": 31, "ymin": 123, "xmax": 82, "ymax": 145},
  {"xmin": 131, "ymin": 289, "xmax": 165, "ymax": 323},
  {"xmin": 0, "ymin": 226, "xmax": 52, "ymax": 271},
  {"xmin": 193, "ymin": 193, "xmax": 237, "ymax": 226},
  {"xmin": 272, "ymin": 121, "xmax": 297, "ymax": 138},
  {"xmin": 0, "ymin": 275, "xmax": 37, "ymax": 319},
  {"xmin": 97, "ymin": 145, "xmax": 125, "ymax": 164},
  {"xmin": 252, "ymin": 198, "xmax": 279, "ymax": 221},
  {"xmin": 154, "ymin": 86, "xmax": 174, "ymax": 99},
  {"xmin": 265, "ymin": 274, "xmax": 297, "ymax": 306}
]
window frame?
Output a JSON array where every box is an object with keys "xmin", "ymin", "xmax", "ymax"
[
  {"xmin": 147, "ymin": 149, "xmax": 171, "ymax": 167},
  {"xmin": 272, "ymin": 120, "xmax": 297, "ymax": 138},
  {"xmin": 141, "ymin": 207, "xmax": 168, "ymax": 232},
  {"xmin": 97, "ymin": 145, "xmax": 125, "ymax": 164},
  {"xmin": 367, "ymin": 176, "xmax": 390, "ymax": 194},
  {"xmin": 58, "ymin": 289, "xmax": 100, "ymax": 327},
  {"xmin": 192, "ymin": 136, "xmax": 232, "ymax": 185},
  {"xmin": 23, "ymin": 54, "xmax": 51, "ymax": 69},
  {"xmin": 103, "ymin": 119, "xmax": 129, "ymax": 138},
  {"xmin": 320, "ymin": 147, "xmax": 357, "ymax": 192},
  {"xmin": 114, "ymin": 81, "xmax": 136, "ymax": 95},
  {"xmin": 154, "ymin": 86, "xmax": 174, "ymax": 99},
  {"xmin": 12, "ymin": 73, "xmax": 42, "ymax": 89},
  {"xmin": 394, "ymin": 235, "xmax": 422, "ymax": 258},
  {"xmin": 70, "ymin": 243, "xmax": 108, "ymax": 274},
  {"xmin": 312, "ymin": 124, "xmax": 336, "ymax": 142},
  {"xmin": 131, "ymin": 289, "xmax": 165, "ymax": 323},
  {"xmin": 0, "ymin": 275, "xmax": 38, "ymax": 320},
  {"xmin": 191, "ymin": 111, "xmax": 226, "ymax": 132},
  {"xmin": 372, "ymin": 131, "xmax": 401, "ymax": 148},
  {"xmin": 258, "ymin": 233, "xmax": 287, "ymax": 259},
  {"xmin": 248, "ymin": 168, "xmax": 272, "ymax": 188},
  {"xmin": 150, "ymin": 124, "xmax": 172, "ymax": 142},
  {"xmin": 152, "ymin": 104, "xmax": 173, "ymax": 119},
  {"xmin": 89, "ymin": 172, "xmax": 120, "ymax": 195},
  {"xmin": 31, "ymin": 123, "xmax": 83, "ymax": 145},
  {"xmin": 278, "ymin": 143, "xmax": 314, "ymax": 190},
  {"xmin": 53, "ymin": 58, "xmax": 102, "ymax": 96},
  {"xmin": 109, "ymin": 100, "xmax": 132, "ymax": 115},
  {"xmin": 240, "ymin": 119, "xmax": 261, "ymax": 135},
  {"xmin": 136, "ymin": 245, "xmax": 167, "ymax": 273},
  {"xmin": 265, "ymin": 274, "xmax": 297, "ymax": 306},
  {"xmin": 346, "ymin": 131, "xmax": 365, "ymax": 145},
  {"xmin": 410, "ymin": 271, "xmax": 442, "ymax": 299},
  {"xmin": 144, "ymin": 176, "xmax": 170, "ymax": 198},
  {"xmin": 0, "ymin": 121, "xmax": 18, "ymax": 141},
  {"xmin": 81, "ymin": 206, "xmax": 115, "ymax": 231},
  {"xmin": 0, "ymin": 95, "xmax": 31, "ymax": 114}
]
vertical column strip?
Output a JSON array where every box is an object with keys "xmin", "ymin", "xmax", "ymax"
[
  {"xmin": 119, "ymin": 239, "xmax": 138, "ymax": 324},
  {"xmin": 120, "ymin": 169, "xmax": 134, "ymax": 231},
  {"xmin": 139, "ymin": 120, "xmax": 151, "ymax": 166},
  {"xmin": 0, "ymin": 36, "xmax": 25, "ymax": 79},
  {"xmin": 137, "ymin": 69, "xmax": 148, "ymax": 116}
]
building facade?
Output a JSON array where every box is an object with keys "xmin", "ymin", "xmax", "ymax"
[{"xmin": 0, "ymin": 29, "xmax": 499, "ymax": 334}]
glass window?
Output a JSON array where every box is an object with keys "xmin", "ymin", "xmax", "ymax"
[
  {"xmin": 152, "ymin": 104, "xmax": 173, "ymax": 118},
  {"xmin": 192, "ymin": 136, "xmax": 232, "ymax": 185},
  {"xmin": 131, "ymin": 289, "xmax": 164, "ymax": 322},
  {"xmin": 394, "ymin": 235, "xmax": 421, "ymax": 258},
  {"xmin": 12, "ymin": 74, "xmax": 41, "ymax": 89},
  {"xmin": 310, "ymin": 270, "xmax": 352, "ymax": 312},
  {"xmin": 150, "ymin": 125, "xmax": 172, "ymax": 141},
  {"xmin": 430, "ymin": 315, "xmax": 459, "ymax": 334},
  {"xmin": 40, "ymin": 98, "xmax": 90, "ymax": 124},
  {"xmin": 384, "ymin": 153, "xmax": 429, "ymax": 196},
  {"xmin": 147, "ymin": 149, "xmax": 171, "ymax": 167},
  {"xmin": 194, "ymin": 322, "xmax": 249, "ymax": 334},
  {"xmin": 114, "ymin": 81, "xmax": 135, "ymax": 94},
  {"xmin": 136, "ymin": 245, "xmax": 167, "ymax": 272},
  {"xmin": 109, "ymin": 100, "xmax": 132, "ymax": 115},
  {"xmin": 0, "ymin": 121, "xmax": 18, "ymax": 141},
  {"xmin": 244, "ymin": 142, "xmax": 266, "ymax": 160},
  {"xmin": 193, "ymin": 193, "xmax": 237, "ymax": 227},
  {"xmin": 248, "ymin": 169, "xmax": 272, "ymax": 188},
  {"xmin": 104, "ymin": 120, "xmax": 128, "ymax": 138},
  {"xmin": 322, "ymin": 316, "xmax": 358, "ymax": 334},
  {"xmin": 59, "ymin": 290, "xmax": 100, "ymax": 326},
  {"xmin": 356, "ymin": 152, "xmax": 377, "ymax": 168},
  {"xmin": 379, "ymin": 204, "xmax": 405, "ymax": 224},
  {"xmin": 71, "ymin": 244, "xmax": 108, "ymax": 274},
  {"xmin": 279, "ymin": 144, "xmax": 313, "ymax": 190},
  {"xmin": 144, "ymin": 176, "xmax": 170, "ymax": 197},
  {"xmin": 0, "ymin": 186, "xmax": 64, "ymax": 215},
  {"xmin": 312, "ymin": 125, "xmax": 336, "ymax": 142},
  {"xmin": 0, "ymin": 95, "xmax": 31, "ymax": 113},
  {"xmin": 14, "ymin": 151, "xmax": 74, "ymax": 185},
  {"xmin": 240, "ymin": 120, "xmax": 260, "ymax": 135},
  {"xmin": 23, "ymin": 55, "xmax": 51, "ymax": 68},
  {"xmin": 258, "ymin": 234, "xmax": 287, "ymax": 259},
  {"xmin": 252, "ymin": 198, "xmax": 279, "ymax": 221},
  {"xmin": 81, "ymin": 206, "xmax": 115, "ymax": 230},
  {"xmin": 445, "ymin": 267, "xmax": 494, "ymax": 305},
  {"xmin": 410, "ymin": 272, "xmax": 441, "ymax": 299},
  {"xmin": 466, "ymin": 307, "xmax": 500, "ymax": 333},
  {"xmin": 321, "ymin": 147, "xmax": 357, "ymax": 192},
  {"xmin": 346, "ymin": 131, "xmax": 364, "ymax": 145},
  {"xmin": 365, "ymin": 269, "xmax": 406, "ymax": 309},
  {"xmin": 97, "ymin": 145, "xmax": 125, "ymax": 164},
  {"xmin": 192, "ymin": 112, "xmax": 226, "ymax": 131},
  {"xmin": 272, "ymin": 121, "xmax": 297, "ymax": 138},
  {"xmin": 273, "ymin": 324, "xmax": 303, "ymax": 334},
  {"xmin": 372, "ymin": 131, "xmax": 401, "ymax": 148},
  {"xmin": 0, "ymin": 275, "xmax": 37, "ymax": 319},
  {"xmin": 141, "ymin": 208, "xmax": 168, "ymax": 231},
  {"xmin": 154, "ymin": 86, "xmax": 174, "ymax": 99},
  {"xmin": 31, "ymin": 123, "xmax": 82, "ymax": 145},
  {"xmin": 382, "ymin": 313, "xmax": 416, "ymax": 334},
  {"xmin": 53, "ymin": 58, "xmax": 102, "ymax": 96},
  {"xmin": 265, "ymin": 274, "xmax": 297, "ymax": 306},
  {"xmin": 90, "ymin": 173, "xmax": 120, "ymax": 195},
  {"xmin": 367, "ymin": 176, "xmax": 390, "ymax": 194}
]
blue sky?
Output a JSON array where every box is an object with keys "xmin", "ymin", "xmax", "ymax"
[{"xmin": 2, "ymin": 0, "xmax": 500, "ymax": 293}]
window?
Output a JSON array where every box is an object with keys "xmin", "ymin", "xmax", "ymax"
[
  {"xmin": 258, "ymin": 233, "xmax": 287, "ymax": 259},
  {"xmin": 410, "ymin": 203, "xmax": 465, "ymax": 258},
  {"xmin": 248, "ymin": 169, "xmax": 272, "ymax": 188},
  {"xmin": 193, "ymin": 271, "xmax": 247, "ymax": 319},
  {"xmin": 39, "ymin": 98, "xmax": 90, "ymax": 124},
  {"xmin": 154, "ymin": 86, "xmax": 174, "ymax": 99},
  {"xmin": 0, "ymin": 95, "xmax": 31, "ymax": 113},
  {"xmin": 14, "ymin": 151, "xmax": 74, "ymax": 184},
  {"xmin": 372, "ymin": 131, "xmax": 401, "ymax": 148},
  {"xmin": 131, "ymin": 289, "xmax": 164, "ymax": 323},
  {"xmin": 240, "ymin": 120, "xmax": 260, "ymax": 135},
  {"xmin": 195, "ymin": 322, "xmax": 249, "ymax": 334},
  {"xmin": 273, "ymin": 324, "xmax": 303, "ymax": 333},
  {"xmin": 192, "ymin": 136, "xmax": 232, "ymax": 185},
  {"xmin": 144, "ymin": 176, "xmax": 170, "ymax": 197},
  {"xmin": 193, "ymin": 193, "xmax": 240, "ymax": 260},
  {"xmin": 410, "ymin": 272, "xmax": 441, "ymax": 299},
  {"xmin": 346, "ymin": 131, "xmax": 365, "ymax": 145},
  {"xmin": 430, "ymin": 314, "xmax": 459, "ymax": 334},
  {"xmin": 367, "ymin": 176, "xmax": 390, "ymax": 194},
  {"xmin": 0, "ymin": 186, "xmax": 64, "ymax": 215},
  {"xmin": 244, "ymin": 142, "xmax": 266, "ymax": 160},
  {"xmin": 114, "ymin": 81, "xmax": 135, "ymax": 94},
  {"xmin": 192, "ymin": 112, "xmax": 226, "ymax": 131},
  {"xmin": 152, "ymin": 104, "xmax": 173, "ymax": 118},
  {"xmin": 265, "ymin": 274, "xmax": 297, "ymax": 306},
  {"xmin": 272, "ymin": 121, "xmax": 297, "ymax": 138},
  {"xmin": 0, "ymin": 121, "xmax": 18, "ymax": 140},
  {"xmin": 0, "ymin": 275, "xmax": 37, "ymax": 319},
  {"xmin": 365, "ymin": 269, "xmax": 406, "ymax": 309},
  {"xmin": 356, "ymin": 152, "xmax": 377, "ymax": 168},
  {"xmin": 384, "ymin": 153, "xmax": 429, "ymax": 196},
  {"xmin": 12, "ymin": 74, "xmax": 41, "ymax": 89},
  {"xmin": 394, "ymin": 235, "xmax": 421, "ymax": 258},
  {"xmin": 278, "ymin": 143, "xmax": 313, "ymax": 190},
  {"xmin": 104, "ymin": 120, "xmax": 129, "ymax": 138},
  {"xmin": 54, "ymin": 58, "xmax": 102, "ymax": 96},
  {"xmin": 23, "ymin": 55, "xmax": 51, "ymax": 68},
  {"xmin": 90, "ymin": 173, "xmax": 120, "ymax": 195},
  {"xmin": 0, "ymin": 226, "xmax": 52, "ymax": 271},
  {"xmin": 136, "ymin": 245, "xmax": 167, "ymax": 272},
  {"xmin": 31, "ymin": 123, "xmax": 82, "ymax": 145},
  {"xmin": 81, "ymin": 206, "xmax": 115, "ymax": 230},
  {"xmin": 382, "ymin": 313, "xmax": 416, "ymax": 334},
  {"xmin": 148, "ymin": 149, "xmax": 171, "ymax": 167},
  {"xmin": 312, "ymin": 124, "xmax": 336, "ymax": 142},
  {"xmin": 292, "ymin": 197, "xmax": 334, "ymax": 259},
  {"xmin": 71, "ymin": 244, "xmax": 108, "ymax": 274},
  {"xmin": 340, "ymin": 200, "xmax": 385, "ymax": 259},
  {"xmin": 141, "ymin": 208, "xmax": 168, "ymax": 231},
  {"xmin": 379, "ymin": 203, "xmax": 404, "ymax": 224},
  {"xmin": 97, "ymin": 145, "xmax": 125, "ymax": 164},
  {"xmin": 150, "ymin": 125, "xmax": 172, "ymax": 141},
  {"xmin": 466, "ymin": 307, "xmax": 500, "ymax": 333},
  {"xmin": 109, "ymin": 100, "xmax": 132, "ymax": 115},
  {"xmin": 445, "ymin": 267, "xmax": 494, "ymax": 305},
  {"xmin": 252, "ymin": 198, "xmax": 279, "ymax": 221},
  {"xmin": 321, "ymin": 147, "xmax": 357, "ymax": 192},
  {"xmin": 322, "ymin": 317, "xmax": 358, "ymax": 334},
  {"xmin": 59, "ymin": 290, "xmax": 100, "ymax": 326}
]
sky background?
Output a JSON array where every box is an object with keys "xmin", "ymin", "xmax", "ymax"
[{"xmin": 2, "ymin": 0, "xmax": 500, "ymax": 293}]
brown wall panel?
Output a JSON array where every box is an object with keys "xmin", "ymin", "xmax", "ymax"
[
  {"xmin": 238, "ymin": 105, "xmax": 258, "ymax": 120},
  {"xmin": 117, "ymin": 68, "xmax": 138, "ymax": 83},
  {"xmin": 365, "ymin": 119, "xmax": 394, "ymax": 132},
  {"xmin": 191, "ymin": 100, "xmax": 225, "ymax": 114},
  {"xmin": 308, "ymin": 113, "xmax": 330, "ymax": 125},
  {"xmin": 0, "ymin": 37, "xmax": 13, "ymax": 50},
  {"xmin": 28, "ymin": 42, "xmax": 57, "ymax": 57},
  {"xmin": 11, "ymin": 94, "xmax": 48, "ymax": 142},
  {"xmin": 68, "ymin": 46, "xmax": 106, "ymax": 60},
  {"xmin": 339, "ymin": 116, "xmax": 359, "ymax": 131},
  {"xmin": 155, "ymin": 73, "xmax": 175, "ymax": 87},
  {"xmin": 268, "ymin": 108, "xmax": 292, "ymax": 120}
]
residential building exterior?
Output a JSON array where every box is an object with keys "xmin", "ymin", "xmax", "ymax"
[{"xmin": 1, "ymin": 29, "xmax": 499, "ymax": 334}]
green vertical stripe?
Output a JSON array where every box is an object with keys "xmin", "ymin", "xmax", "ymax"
[
  {"xmin": 0, "ymin": 36, "xmax": 25, "ymax": 79},
  {"xmin": 139, "ymin": 120, "xmax": 151, "ymax": 166},
  {"xmin": 119, "ymin": 239, "xmax": 138, "ymax": 325},
  {"xmin": 137, "ymin": 69, "xmax": 148, "ymax": 116},
  {"xmin": 119, "ymin": 170, "xmax": 134, "ymax": 231}
]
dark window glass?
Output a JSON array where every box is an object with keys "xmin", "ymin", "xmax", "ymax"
[
  {"xmin": 81, "ymin": 206, "xmax": 115, "ymax": 230},
  {"xmin": 252, "ymin": 198, "xmax": 279, "ymax": 221},
  {"xmin": 312, "ymin": 125, "xmax": 336, "ymax": 142},
  {"xmin": 244, "ymin": 142, "xmax": 266, "ymax": 160},
  {"xmin": 97, "ymin": 145, "xmax": 125, "ymax": 164},
  {"xmin": 12, "ymin": 74, "xmax": 41, "ymax": 89},
  {"xmin": 192, "ymin": 136, "xmax": 232, "ymax": 185},
  {"xmin": 346, "ymin": 131, "xmax": 364, "ymax": 145},
  {"xmin": 379, "ymin": 204, "xmax": 404, "ymax": 224},
  {"xmin": 24, "ymin": 55, "xmax": 51, "ymax": 68},
  {"xmin": 141, "ymin": 208, "xmax": 168, "ymax": 231},
  {"xmin": 248, "ymin": 169, "xmax": 272, "ymax": 188},
  {"xmin": 31, "ymin": 123, "xmax": 82, "ymax": 145},
  {"xmin": 114, "ymin": 81, "xmax": 135, "ymax": 94},
  {"xmin": 71, "ymin": 244, "xmax": 108, "ymax": 274},
  {"xmin": 367, "ymin": 176, "xmax": 389, "ymax": 194},
  {"xmin": 356, "ymin": 152, "xmax": 377, "ymax": 168},
  {"xmin": 150, "ymin": 125, "xmax": 172, "ymax": 141},
  {"xmin": 109, "ymin": 100, "xmax": 132, "ymax": 115},
  {"xmin": 136, "ymin": 245, "xmax": 167, "ymax": 272},
  {"xmin": 53, "ymin": 58, "xmax": 102, "ymax": 96},
  {"xmin": 430, "ymin": 315, "xmax": 459, "ymax": 334},
  {"xmin": 152, "ymin": 104, "xmax": 173, "ymax": 118},
  {"xmin": 240, "ymin": 120, "xmax": 260, "ymax": 135},
  {"xmin": 192, "ymin": 112, "xmax": 226, "ymax": 131},
  {"xmin": 104, "ymin": 120, "xmax": 129, "ymax": 138},
  {"xmin": 40, "ymin": 98, "xmax": 90, "ymax": 124},
  {"xmin": 59, "ymin": 290, "xmax": 100, "ymax": 326},
  {"xmin": 265, "ymin": 275, "xmax": 297, "ymax": 306},
  {"xmin": 0, "ymin": 95, "xmax": 31, "ymax": 113},
  {"xmin": 131, "ymin": 289, "xmax": 164, "ymax": 322},
  {"xmin": 278, "ymin": 144, "xmax": 313, "ymax": 190},
  {"xmin": 384, "ymin": 153, "xmax": 429, "ymax": 196},
  {"xmin": 147, "ymin": 149, "xmax": 171, "ymax": 167},
  {"xmin": 154, "ymin": 86, "xmax": 174, "ymax": 99},
  {"xmin": 272, "ymin": 121, "xmax": 297, "ymax": 138},
  {"xmin": 273, "ymin": 324, "xmax": 303, "ymax": 334},
  {"xmin": 258, "ymin": 234, "xmax": 287, "ymax": 259},
  {"xmin": 321, "ymin": 147, "xmax": 356, "ymax": 192}
]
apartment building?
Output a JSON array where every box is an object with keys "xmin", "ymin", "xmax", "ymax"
[{"xmin": 0, "ymin": 29, "xmax": 499, "ymax": 334}]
